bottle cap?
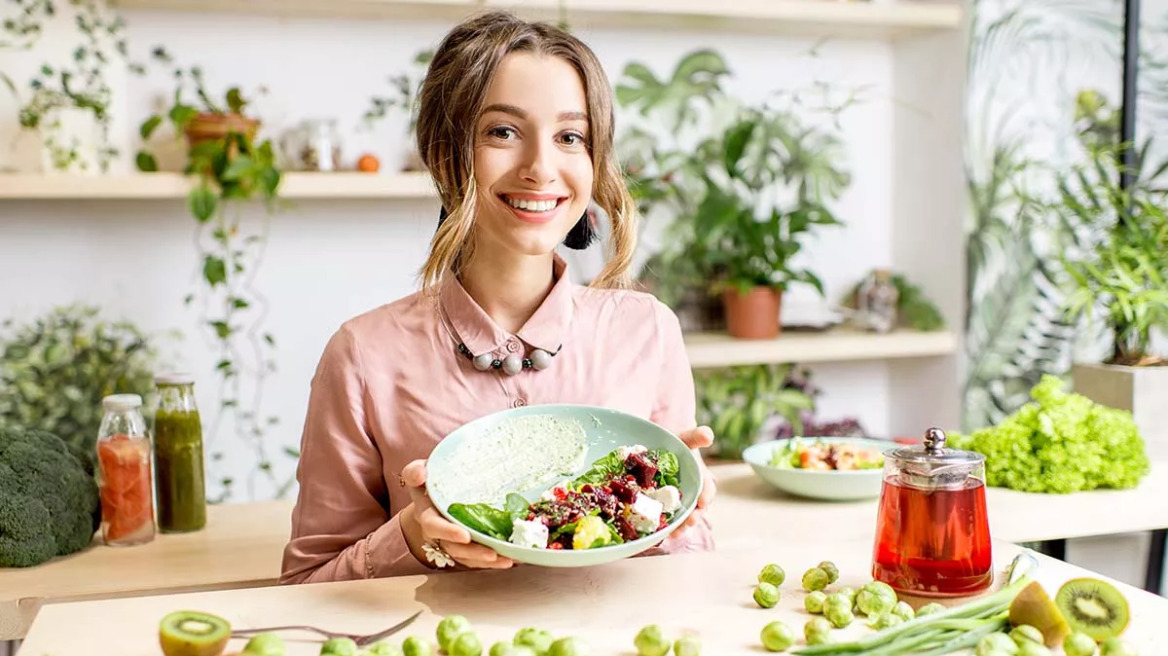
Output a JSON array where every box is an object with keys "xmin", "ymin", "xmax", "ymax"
[
  {"xmin": 102, "ymin": 394, "xmax": 143, "ymax": 411},
  {"xmin": 154, "ymin": 372, "xmax": 195, "ymax": 385}
]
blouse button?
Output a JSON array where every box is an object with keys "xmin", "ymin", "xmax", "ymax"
[
  {"xmin": 506, "ymin": 340, "xmax": 520, "ymax": 353},
  {"xmin": 513, "ymin": 398, "xmax": 527, "ymax": 408}
]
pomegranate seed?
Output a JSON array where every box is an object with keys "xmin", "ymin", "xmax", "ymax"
[{"xmin": 549, "ymin": 542, "xmax": 563, "ymax": 550}]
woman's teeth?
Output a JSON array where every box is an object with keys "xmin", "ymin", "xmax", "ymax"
[{"xmin": 505, "ymin": 196, "xmax": 558, "ymax": 212}]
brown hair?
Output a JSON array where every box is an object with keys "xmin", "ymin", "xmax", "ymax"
[{"xmin": 415, "ymin": 11, "xmax": 638, "ymax": 292}]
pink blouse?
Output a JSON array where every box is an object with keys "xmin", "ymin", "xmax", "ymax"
[{"xmin": 279, "ymin": 255, "xmax": 714, "ymax": 584}]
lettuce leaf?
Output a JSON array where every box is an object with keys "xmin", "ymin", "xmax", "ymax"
[
  {"xmin": 653, "ymin": 450, "xmax": 680, "ymax": 488},
  {"xmin": 504, "ymin": 493, "xmax": 530, "ymax": 522},
  {"xmin": 447, "ymin": 502, "xmax": 514, "ymax": 540},
  {"xmin": 572, "ymin": 450, "xmax": 625, "ymax": 486}
]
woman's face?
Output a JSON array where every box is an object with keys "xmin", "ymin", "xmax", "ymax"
[{"xmin": 472, "ymin": 52, "xmax": 594, "ymax": 259}]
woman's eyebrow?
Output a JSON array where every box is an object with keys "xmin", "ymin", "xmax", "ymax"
[{"xmin": 481, "ymin": 103, "xmax": 588, "ymax": 122}]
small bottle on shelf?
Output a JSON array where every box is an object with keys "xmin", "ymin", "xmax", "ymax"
[
  {"xmin": 856, "ymin": 269, "xmax": 899, "ymax": 333},
  {"xmin": 95, "ymin": 393, "xmax": 156, "ymax": 546}
]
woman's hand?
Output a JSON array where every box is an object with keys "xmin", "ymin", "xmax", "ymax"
[
  {"xmin": 399, "ymin": 459, "xmax": 515, "ymax": 570},
  {"xmin": 671, "ymin": 425, "xmax": 717, "ymax": 537}
]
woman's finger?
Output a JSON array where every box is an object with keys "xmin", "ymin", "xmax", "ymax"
[
  {"xmin": 698, "ymin": 471, "xmax": 717, "ymax": 508},
  {"xmin": 401, "ymin": 459, "xmax": 428, "ymax": 488},
  {"xmin": 679, "ymin": 426, "xmax": 715, "ymax": 450},
  {"xmin": 417, "ymin": 505, "xmax": 471, "ymax": 544},
  {"xmin": 441, "ymin": 540, "xmax": 514, "ymax": 568}
]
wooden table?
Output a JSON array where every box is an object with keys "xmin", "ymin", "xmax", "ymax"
[
  {"xmin": 16, "ymin": 540, "xmax": 1168, "ymax": 656},
  {"xmin": 0, "ymin": 501, "xmax": 292, "ymax": 641},
  {"xmin": 5, "ymin": 462, "xmax": 1168, "ymax": 643}
]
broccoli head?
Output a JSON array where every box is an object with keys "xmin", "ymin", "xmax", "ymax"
[{"xmin": 0, "ymin": 427, "xmax": 100, "ymax": 567}]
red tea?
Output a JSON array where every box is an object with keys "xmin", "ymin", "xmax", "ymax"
[{"xmin": 872, "ymin": 475, "xmax": 992, "ymax": 596}]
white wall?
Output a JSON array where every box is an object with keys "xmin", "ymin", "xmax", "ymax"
[{"xmin": 0, "ymin": 9, "xmax": 937, "ymax": 501}]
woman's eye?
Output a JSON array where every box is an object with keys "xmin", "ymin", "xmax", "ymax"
[
  {"xmin": 487, "ymin": 126, "xmax": 517, "ymax": 140},
  {"xmin": 560, "ymin": 132, "xmax": 587, "ymax": 147}
]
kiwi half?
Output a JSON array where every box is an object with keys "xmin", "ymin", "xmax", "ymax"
[
  {"xmin": 1054, "ymin": 578, "xmax": 1131, "ymax": 642},
  {"xmin": 159, "ymin": 610, "xmax": 233, "ymax": 656},
  {"xmin": 1009, "ymin": 581, "xmax": 1070, "ymax": 647}
]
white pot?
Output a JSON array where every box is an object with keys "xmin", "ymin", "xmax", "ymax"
[
  {"xmin": 39, "ymin": 107, "xmax": 102, "ymax": 175},
  {"xmin": 1072, "ymin": 361, "xmax": 1168, "ymax": 462}
]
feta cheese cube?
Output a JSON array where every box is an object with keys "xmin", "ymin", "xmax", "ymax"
[
  {"xmin": 616, "ymin": 444, "xmax": 648, "ymax": 461},
  {"xmin": 647, "ymin": 485, "xmax": 681, "ymax": 513},
  {"xmin": 628, "ymin": 492, "xmax": 664, "ymax": 534},
  {"xmin": 509, "ymin": 519, "xmax": 549, "ymax": 549}
]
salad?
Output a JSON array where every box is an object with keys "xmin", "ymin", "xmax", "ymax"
[
  {"xmin": 769, "ymin": 437, "xmax": 885, "ymax": 471},
  {"xmin": 446, "ymin": 445, "xmax": 683, "ymax": 550}
]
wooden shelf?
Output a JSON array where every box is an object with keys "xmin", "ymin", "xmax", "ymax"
[
  {"xmin": 684, "ymin": 327, "xmax": 958, "ymax": 368},
  {"xmin": 111, "ymin": 0, "xmax": 963, "ymax": 39},
  {"xmin": 0, "ymin": 172, "xmax": 438, "ymax": 200}
]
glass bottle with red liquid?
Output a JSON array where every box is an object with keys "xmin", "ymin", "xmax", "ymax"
[
  {"xmin": 872, "ymin": 427, "xmax": 992, "ymax": 597},
  {"xmin": 96, "ymin": 394, "xmax": 156, "ymax": 546}
]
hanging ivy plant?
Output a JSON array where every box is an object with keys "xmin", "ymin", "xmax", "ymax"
[{"xmin": 136, "ymin": 47, "xmax": 293, "ymax": 502}]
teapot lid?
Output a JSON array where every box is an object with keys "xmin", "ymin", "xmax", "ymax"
[{"xmin": 888, "ymin": 428, "xmax": 983, "ymax": 488}]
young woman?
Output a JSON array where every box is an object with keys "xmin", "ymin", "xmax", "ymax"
[{"xmin": 280, "ymin": 11, "xmax": 717, "ymax": 584}]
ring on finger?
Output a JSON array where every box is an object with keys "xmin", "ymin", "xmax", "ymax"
[{"xmin": 422, "ymin": 540, "xmax": 455, "ymax": 568}]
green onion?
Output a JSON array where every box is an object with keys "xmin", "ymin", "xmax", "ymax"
[{"xmin": 792, "ymin": 576, "xmax": 1032, "ymax": 655}]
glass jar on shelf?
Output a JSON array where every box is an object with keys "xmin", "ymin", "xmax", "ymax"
[
  {"xmin": 856, "ymin": 268, "xmax": 900, "ymax": 333},
  {"xmin": 96, "ymin": 393, "xmax": 155, "ymax": 546},
  {"xmin": 153, "ymin": 373, "xmax": 207, "ymax": 533}
]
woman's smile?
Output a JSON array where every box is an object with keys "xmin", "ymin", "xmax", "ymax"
[{"xmin": 498, "ymin": 193, "xmax": 570, "ymax": 224}]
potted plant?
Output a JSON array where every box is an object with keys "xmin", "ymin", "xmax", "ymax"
[
  {"xmin": 135, "ymin": 49, "xmax": 291, "ymax": 501},
  {"xmin": 1055, "ymin": 91, "xmax": 1168, "ymax": 461},
  {"xmin": 695, "ymin": 363, "xmax": 814, "ymax": 460},
  {"xmin": 3, "ymin": 0, "xmax": 131, "ymax": 173},
  {"xmin": 615, "ymin": 50, "xmax": 852, "ymax": 338}
]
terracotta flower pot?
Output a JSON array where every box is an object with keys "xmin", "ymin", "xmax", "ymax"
[
  {"xmin": 722, "ymin": 286, "xmax": 782, "ymax": 339},
  {"xmin": 183, "ymin": 113, "xmax": 260, "ymax": 148}
]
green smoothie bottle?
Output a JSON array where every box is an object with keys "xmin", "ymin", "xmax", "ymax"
[{"xmin": 153, "ymin": 373, "xmax": 207, "ymax": 532}]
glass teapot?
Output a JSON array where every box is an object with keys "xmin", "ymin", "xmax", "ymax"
[{"xmin": 871, "ymin": 427, "xmax": 993, "ymax": 597}]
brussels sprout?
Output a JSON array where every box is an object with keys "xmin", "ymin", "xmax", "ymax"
[
  {"xmin": 817, "ymin": 561, "xmax": 839, "ymax": 585},
  {"xmin": 825, "ymin": 603, "xmax": 854, "ymax": 629},
  {"xmin": 243, "ymin": 633, "xmax": 286, "ymax": 656},
  {"xmin": 1010, "ymin": 625, "xmax": 1045, "ymax": 647},
  {"xmin": 489, "ymin": 644, "xmax": 536, "ymax": 656},
  {"xmin": 1016, "ymin": 643, "xmax": 1053, "ymax": 656},
  {"xmin": 1062, "ymin": 632, "xmax": 1097, "ymax": 656},
  {"xmin": 1099, "ymin": 638, "xmax": 1137, "ymax": 656},
  {"xmin": 760, "ymin": 621, "xmax": 795, "ymax": 652},
  {"xmin": 976, "ymin": 633, "xmax": 1019, "ymax": 656},
  {"xmin": 754, "ymin": 582, "xmax": 780, "ymax": 609},
  {"xmin": 759, "ymin": 563, "xmax": 786, "ymax": 587},
  {"xmin": 802, "ymin": 567, "xmax": 830, "ymax": 592},
  {"xmin": 547, "ymin": 637, "xmax": 589, "ymax": 656},
  {"xmin": 437, "ymin": 616, "xmax": 473, "ymax": 653},
  {"xmin": 402, "ymin": 636, "xmax": 433, "ymax": 656},
  {"xmin": 855, "ymin": 582, "xmax": 897, "ymax": 617},
  {"xmin": 804, "ymin": 591, "xmax": 828, "ymax": 614},
  {"xmin": 363, "ymin": 641, "xmax": 404, "ymax": 656},
  {"xmin": 515, "ymin": 628, "xmax": 555, "ymax": 655},
  {"xmin": 634, "ymin": 625, "xmax": 670, "ymax": 656},
  {"xmin": 450, "ymin": 632, "xmax": 483, "ymax": 656},
  {"xmin": 916, "ymin": 602, "xmax": 946, "ymax": 617},
  {"xmin": 890, "ymin": 601, "xmax": 915, "ymax": 622},
  {"xmin": 866, "ymin": 612, "xmax": 904, "ymax": 630},
  {"xmin": 836, "ymin": 587, "xmax": 857, "ymax": 606},
  {"xmin": 804, "ymin": 617, "xmax": 833, "ymax": 645},
  {"xmin": 673, "ymin": 635, "xmax": 701, "ymax": 656},
  {"xmin": 322, "ymin": 638, "xmax": 359, "ymax": 656}
]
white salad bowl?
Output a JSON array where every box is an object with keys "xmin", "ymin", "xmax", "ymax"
[
  {"xmin": 425, "ymin": 404, "xmax": 703, "ymax": 568},
  {"xmin": 742, "ymin": 437, "xmax": 896, "ymax": 502}
]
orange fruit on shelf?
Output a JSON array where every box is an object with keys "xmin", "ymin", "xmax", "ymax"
[{"xmin": 357, "ymin": 153, "xmax": 380, "ymax": 172}]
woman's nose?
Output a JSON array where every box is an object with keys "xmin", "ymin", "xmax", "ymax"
[{"xmin": 519, "ymin": 138, "xmax": 557, "ymax": 185}]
